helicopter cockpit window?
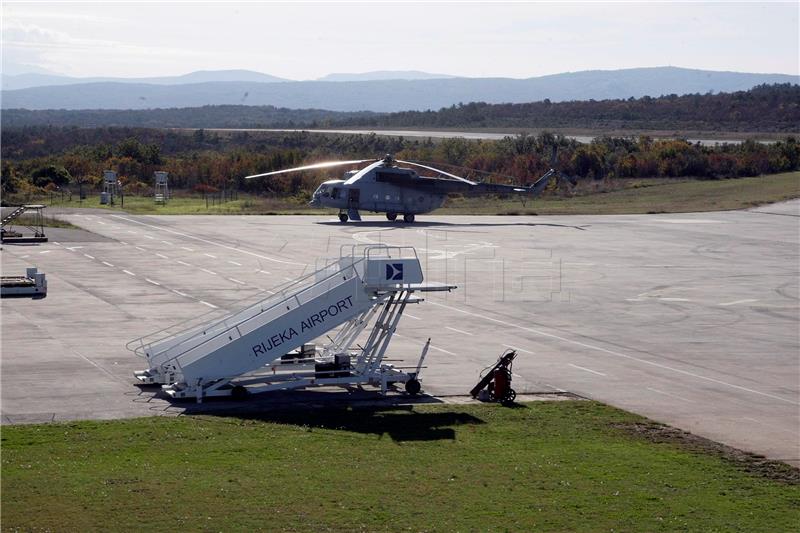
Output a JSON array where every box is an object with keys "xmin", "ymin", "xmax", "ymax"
[{"xmin": 331, "ymin": 188, "xmax": 340, "ymax": 199}]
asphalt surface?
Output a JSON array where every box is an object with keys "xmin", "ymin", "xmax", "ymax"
[{"xmin": 2, "ymin": 202, "xmax": 798, "ymax": 465}]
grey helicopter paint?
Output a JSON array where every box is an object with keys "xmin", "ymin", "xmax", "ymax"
[{"xmin": 245, "ymin": 154, "xmax": 573, "ymax": 223}]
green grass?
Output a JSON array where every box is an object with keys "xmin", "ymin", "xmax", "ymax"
[
  {"xmin": 7, "ymin": 171, "xmax": 800, "ymax": 216},
  {"xmin": 2, "ymin": 401, "xmax": 797, "ymax": 531},
  {"xmin": 438, "ymin": 171, "xmax": 800, "ymax": 215}
]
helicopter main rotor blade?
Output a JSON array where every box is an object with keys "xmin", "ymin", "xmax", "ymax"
[
  {"xmin": 396, "ymin": 159, "xmax": 477, "ymax": 185},
  {"xmin": 245, "ymin": 159, "xmax": 377, "ymax": 179}
]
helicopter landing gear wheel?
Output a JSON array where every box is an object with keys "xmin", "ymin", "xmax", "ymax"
[
  {"xmin": 403, "ymin": 213, "xmax": 415, "ymax": 223},
  {"xmin": 405, "ymin": 379, "xmax": 421, "ymax": 395},
  {"xmin": 338, "ymin": 213, "xmax": 348, "ymax": 223},
  {"xmin": 386, "ymin": 212, "xmax": 397, "ymax": 221}
]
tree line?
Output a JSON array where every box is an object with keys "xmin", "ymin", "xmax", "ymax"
[
  {"xmin": 1, "ymin": 128, "xmax": 798, "ymax": 201},
  {"xmin": 1, "ymin": 84, "xmax": 797, "ymax": 132}
]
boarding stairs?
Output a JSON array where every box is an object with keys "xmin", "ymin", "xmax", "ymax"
[
  {"xmin": 130, "ymin": 245, "xmax": 454, "ymax": 401},
  {"xmin": 1, "ymin": 206, "xmax": 28, "ymax": 227}
]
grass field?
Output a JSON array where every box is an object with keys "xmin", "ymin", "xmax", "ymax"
[
  {"xmin": 2, "ymin": 401, "xmax": 797, "ymax": 531},
  {"xmin": 5, "ymin": 171, "xmax": 799, "ymax": 216}
]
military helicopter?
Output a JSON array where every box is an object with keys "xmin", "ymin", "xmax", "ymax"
[{"xmin": 245, "ymin": 153, "xmax": 574, "ymax": 223}]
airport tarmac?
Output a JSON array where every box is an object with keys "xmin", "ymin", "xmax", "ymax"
[{"xmin": 2, "ymin": 202, "xmax": 798, "ymax": 465}]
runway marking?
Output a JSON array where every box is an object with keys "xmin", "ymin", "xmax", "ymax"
[
  {"xmin": 145, "ymin": 278, "xmax": 161, "ymax": 286},
  {"xmin": 176, "ymin": 260, "xmax": 191, "ymax": 266},
  {"xmin": 429, "ymin": 300, "xmax": 797, "ymax": 405},
  {"xmin": 143, "ymin": 235, "xmax": 155, "ymax": 239},
  {"xmin": 161, "ymin": 240, "xmax": 173, "ymax": 245},
  {"xmin": 659, "ymin": 297, "xmax": 691, "ymax": 302},
  {"xmin": 568, "ymin": 363, "xmax": 607, "ymax": 376},
  {"xmin": 200, "ymin": 301, "xmax": 218, "ymax": 309},
  {"xmin": 654, "ymin": 219, "xmax": 722, "ymax": 224},
  {"xmin": 429, "ymin": 344, "xmax": 456, "ymax": 355},
  {"xmin": 719, "ymin": 299, "xmax": 758, "ymax": 306},
  {"xmin": 128, "ymin": 230, "xmax": 137, "ymax": 234},
  {"xmin": 204, "ymin": 253, "xmax": 217, "ymax": 259},
  {"xmin": 258, "ymin": 269, "xmax": 271, "ymax": 275},
  {"xmin": 119, "ymin": 241, "xmax": 128, "ymax": 245},
  {"xmin": 65, "ymin": 246, "xmax": 82, "ymax": 251},
  {"xmin": 111, "ymin": 215, "xmax": 306, "ymax": 265},
  {"xmin": 227, "ymin": 277, "xmax": 246, "ymax": 285},
  {"xmin": 404, "ymin": 313, "xmax": 421, "ymax": 320},
  {"xmin": 646, "ymin": 387, "xmax": 693, "ymax": 402},
  {"xmin": 446, "ymin": 326, "xmax": 473, "ymax": 336},
  {"xmin": 155, "ymin": 253, "xmax": 169, "ymax": 259},
  {"xmin": 172, "ymin": 289, "xmax": 188, "ymax": 297},
  {"xmin": 284, "ymin": 277, "xmax": 294, "ymax": 281},
  {"xmin": 227, "ymin": 260, "xmax": 243, "ymax": 266},
  {"xmin": 97, "ymin": 221, "xmax": 106, "ymax": 225},
  {"xmin": 53, "ymin": 241, "xmax": 61, "ymax": 245},
  {"xmin": 39, "ymin": 250, "xmax": 51, "ymax": 254},
  {"xmin": 201, "ymin": 268, "xmax": 217, "ymax": 275},
  {"xmin": 135, "ymin": 246, "xmax": 146, "ymax": 252},
  {"xmin": 122, "ymin": 270, "xmax": 136, "ymax": 276},
  {"xmin": 181, "ymin": 246, "xmax": 194, "ymax": 252},
  {"xmin": 101, "ymin": 261, "xmax": 114, "ymax": 267},
  {"xmin": 545, "ymin": 383, "xmax": 567, "ymax": 392},
  {"xmin": 503, "ymin": 344, "xmax": 534, "ymax": 355},
  {"xmin": 83, "ymin": 254, "xmax": 95, "ymax": 260}
]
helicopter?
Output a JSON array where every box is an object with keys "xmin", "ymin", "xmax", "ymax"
[{"xmin": 245, "ymin": 153, "xmax": 575, "ymax": 223}]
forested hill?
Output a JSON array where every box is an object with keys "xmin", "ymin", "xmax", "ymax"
[{"xmin": 2, "ymin": 84, "xmax": 798, "ymax": 132}]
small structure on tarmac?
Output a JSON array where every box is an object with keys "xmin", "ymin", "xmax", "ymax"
[
  {"xmin": 101, "ymin": 170, "xmax": 118, "ymax": 205},
  {"xmin": 1, "ymin": 267, "xmax": 47, "ymax": 298},
  {"xmin": 1, "ymin": 204, "xmax": 47, "ymax": 243},
  {"xmin": 130, "ymin": 245, "xmax": 455, "ymax": 402},
  {"xmin": 154, "ymin": 171, "xmax": 169, "ymax": 204}
]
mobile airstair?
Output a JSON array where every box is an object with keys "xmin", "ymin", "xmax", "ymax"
[{"xmin": 129, "ymin": 245, "xmax": 454, "ymax": 402}]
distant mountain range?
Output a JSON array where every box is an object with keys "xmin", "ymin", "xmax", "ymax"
[
  {"xmin": 2, "ymin": 67, "xmax": 797, "ymax": 112},
  {"xmin": 317, "ymin": 70, "xmax": 456, "ymax": 82}
]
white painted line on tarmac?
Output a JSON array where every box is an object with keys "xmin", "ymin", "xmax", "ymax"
[
  {"xmin": 97, "ymin": 221, "xmax": 106, "ymax": 225},
  {"xmin": 119, "ymin": 241, "xmax": 128, "ymax": 245},
  {"xmin": 143, "ymin": 235, "xmax": 155, "ymax": 240},
  {"xmin": 646, "ymin": 387, "xmax": 693, "ymax": 403},
  {"xmin": 228, "ymin": 278, "xmax": 246, "ymax": 285},
  {"xmin": 135, "ymin": 246, "xmax": 146, "ymax": 252},
  {"xmin": 128, "ymin": 230, "xmax": 137, "ymax": 234},
  {"xmin": 39, "ymin": 250, "xmax": 52, "ymax": 254},
  {"xmin": 53, "ymin": 241, "xmax": 61, "ymax": 245},
  {"xmin": 503, "ymin": 344, "xmax": 534, "ymax": 355},
  {"xmin": 446, "ymin": 326, "xmax": 474, "ymax": 336},
  {"xmin": 404, "ymin": 313, "xmax": 421, "ymax": 320},
  {"xmin": 161, "ymin": 240, "xmax": 173, "ymax": 245},
  {"xmin": 284, "ymin": 277, "xmax": 293, "ymax": 281},
  {"xmin": 172, "ymin": 289, "xmax": 188, "ymax": 297},
  {"xmin": 719, "ymin": 299, "xmax": 758, "ymax": 306},
  {"xmin": 568, "ymin": 363, "xmax": 607, "ymax": 377},
  {"xmin": 204, "ymin": 253, "xmax": 217, "ymax": 259},
  {"xmin": 430, "ymin": 300, "xmax": 797, "ymax": 405},
  {"xmin": 123, "ymin": 270, "xmax": 136, "ymax": 276},
  {"xmin": 181, "ymin": 246, "xmax": 194, "ymax": 252},
  {"xmin": 176, "ymin": 260, "xmax": 191, "ymax": 266},
  {"xmin": 201, "ymin": 268, "xmax": 217, "ymax": 275},
  {"xmin": 111, "ymin": 215, "xmax": 306, "ymax": 265},
  {"xmin": 200, "ymin": 301, "xmax": 218, "ymax": 309},
  {"xmin": 155, "ymin": 253, "xmax": 169, "ymax": 259},
  {"xmin": 145, "ymin": 278, "xmax": 161, "ymax": 286},
  {"xmin": 659, "ymin": 298, "xmax": 691, "ymax": 302},
  {"xmin": 101, "ymin": 261, "xmax": 114, "ymax": 267},
  {"xmin": 258, "ymin": 269, "xmax": 271, "ymax": 275},
  {"xmin": 227, "ymin": 260, "xmax": 242, "ymax": 266},
  {"xmin": 545, "ymin": 383, "xmax": 567, "ymax": 393},
  {"xmin": 430, "ymin": 344, "xmax": 457, "ymax": 355},
  {"xmin": 83, "ymin": 254, "xmax": 95, "ymax": 260}
]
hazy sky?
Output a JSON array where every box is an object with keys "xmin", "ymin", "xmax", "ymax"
[{"xmin": 2, "ymin": 1, "xmax": 798, "ymax": 79}]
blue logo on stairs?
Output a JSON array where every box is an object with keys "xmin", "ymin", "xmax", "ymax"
[{"xmin": 386, "ymin": 263, "xmax": 404, "ymax": 281}]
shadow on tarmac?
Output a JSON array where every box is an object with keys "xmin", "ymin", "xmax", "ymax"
[{"xmin": 316, "ymin": 220, "xmax": 588, "ymax": 230}]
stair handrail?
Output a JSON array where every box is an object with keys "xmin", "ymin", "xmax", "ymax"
[
  {"xmin": 125, "ymin": 255, "xmax": 343, "ymax": 356},
  {"xmin": 146, "ymin": 262, "xmax": 364, "ymax": 371}
]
